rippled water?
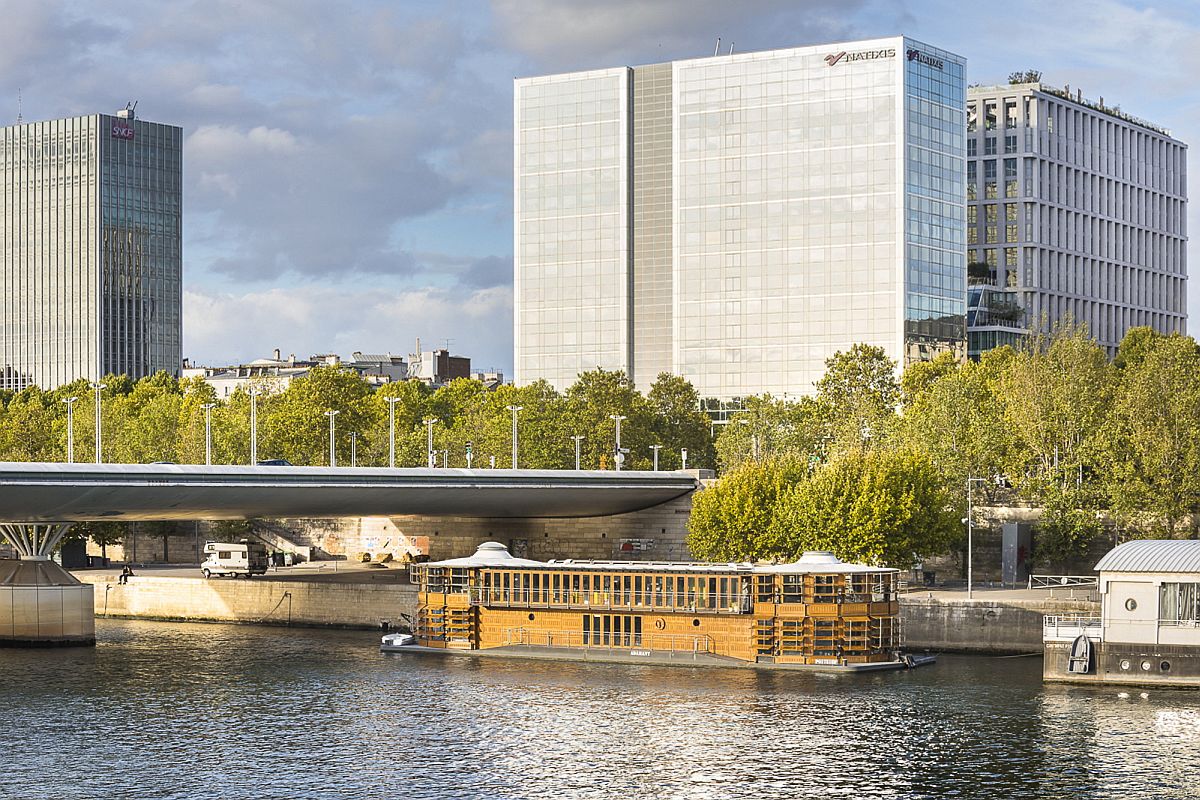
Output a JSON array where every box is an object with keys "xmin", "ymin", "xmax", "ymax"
[{"xmin": 1, "ymin": 620, "xmax": 1198, "ymax": 799}]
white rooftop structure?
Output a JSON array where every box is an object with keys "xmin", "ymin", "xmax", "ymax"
[{"xmin": 1094, "ymin": 540, "xmax": 1200, "ymax": 574}]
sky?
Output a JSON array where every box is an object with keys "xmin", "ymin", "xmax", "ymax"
[{"xmin": 3, "ymin": 0, "xmax": 1198, "ymax": 375}]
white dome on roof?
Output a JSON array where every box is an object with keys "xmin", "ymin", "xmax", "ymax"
[
  {"xmin": 795, "ymin": 551, "xmax": 842, "ymax": 565},
  {"xmin": 426, "ymin": 541, "xmax": 546, "ymax": 568}
]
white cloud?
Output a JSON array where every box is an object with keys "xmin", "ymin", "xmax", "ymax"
[{"xmin": 184, "ymin": 285, "xmax": 514, "ymax": 372}]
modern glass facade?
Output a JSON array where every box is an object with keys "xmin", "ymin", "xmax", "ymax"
[
  {"xmin": 514, "ymin": 69, "xmax": 630, "ymax": 389},
  {"xmin": 0, "ymin": 113, "xmax": 182, "ymax": 391},
  {"xmin": 966, "ymin": 84, "xmax": 1187, "ymax": 355},
  {"xmin": 515, "ymin": 38, "xmax": 966, "ymax": 400}
]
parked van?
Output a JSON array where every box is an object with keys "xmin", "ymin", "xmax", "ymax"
[{"xmin": 201, "ymin": 541, "xmax": 269, "ymax": 579}]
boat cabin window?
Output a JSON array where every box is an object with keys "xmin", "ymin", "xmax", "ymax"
[{"xmin": 1159, "ymin": 583, "xmax": 1200, "ymax": 624}]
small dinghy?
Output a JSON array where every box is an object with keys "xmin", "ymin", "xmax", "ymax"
[
  {"xmin": 1067, "ymin": 634, "xmax": 1092, "ymax": 674},
  {"xmin": 380, "ymin": 632, "xmax": 416, "ymax": 652}
]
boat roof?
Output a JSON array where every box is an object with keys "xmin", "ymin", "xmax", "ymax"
[
  {"xmin": 1094, "ymin": 539, "xmax": 1200, "ymax": 574},
  {"xmin": 426, "ymin": 544, "xmax": 895, "ymax": 575}
]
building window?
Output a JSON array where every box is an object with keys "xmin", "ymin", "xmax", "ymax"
[
  {"xmin": 1006, "ymin": 224, "xmax": 1018, "ymax": 242},
  {"xmin": 1160, "ymin": 583, "xmax": 1200, "ymax": 624},
  {"xmin": 1005, "ymin": 134, "xmax": 1017, "ymax": 154},
  {"xmin": 968, "ymin": 227, "xmax": 978, "ymax": 245},
  {"xmin": 968, "ymin": 206, "xmax": 978, "ymax": 225},
  {"xmin": 984, "ymin": 101, "xmax": 997, "ymax": 130},
  {"xmin": 967, "ymin": 102, "xmax": 977, "ymax": 132},
  {"xmin": 985, "ymin": 137, "xmax": 997, "ymax": 156},
  {"xmin": 986, "ymin": 226, "xmax": 998, "ymax": 244},
  {"xmin": 967, "ymin": 139, "xmax": 977, "ymax": 157},
  {"xmin": 1004, "ymin": 99, "xmax": 1017, "ymax": 129},
  {"xmin": 1005, "ymin": 247, "xmax": 1018, "ymax": 267}
]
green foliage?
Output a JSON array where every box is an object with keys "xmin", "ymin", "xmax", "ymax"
[
  {"xmin": 715, "ymin": 395, "xmax": 826, "ymax": 472},
  {"xmin": 1102, "ymin": 332, "xmax": 1200, "ymax": 539},
  {"xmin": 778, "ymin": 449, "xmax": 959, "ymax": 566},
  {"xmin": 686, "ymin": 458, "xmax": 809, "ymax": 562},
  {"xmin": 815, "ymin": 343, "xmax": 900, "ymax": 454},
  {"xmin": 1034, "ymin": 487, "xmax": 1105, "ymax": 569}
]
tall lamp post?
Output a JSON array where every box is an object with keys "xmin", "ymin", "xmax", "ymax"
[
  {"xmin": 610, "ymin": 414, "xmax": 627, "ymax": 471},
  {"xmin": 350, "ymin": 431, "xmax": 358, "ymax": 467},
  {"xmin": 423, "ymin": 417, "xmax": 438, "ymax": 467},
  {"xmin": 248, "ymin": 387, "xmax": 260, "ymax": 465},
  {"xmin": 89, "ymin": 382, "xmax": 106, "ymax": 464},
  {"xmin": 650, "ymin": 444, "xmax": 662, "ymax": 471},
  {"xmin": 571, "ymin": 435, "xmax": 585, "ymax": 470},
  {"xmin": 62, "ymin": 396, "xmax": 78, "ymax": 464},
  {"xmin": 385, "ymin": 396, "xmax": 401, "ymax": 468},
  {"xmin": 507, "ymin": 405, "xmax": 522, "ymax": 469},
  {"xmin": 325, "ymin": 410, "xmax": 340, "ymax": 467},
  {"xmin": 201, "ymin": 403, "xmax": 216, "ymax": 466},
  {"xmin": 966, "ymin": 476, "xmax": 989, "ymax": 600}
]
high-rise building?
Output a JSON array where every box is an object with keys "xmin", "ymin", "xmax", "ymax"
[
  {"xmin": 514, "ymin": 37, "xmax": 967, "ymax": 401},
  {"xmin": 966, "ymin": 81, "xmax": 1187, "ymax": 356},
  {"xmin": 0, "ymin": 107, "xmax": 182, "ymax": 390}
]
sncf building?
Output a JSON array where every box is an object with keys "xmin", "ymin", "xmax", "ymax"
[
  {"xmin": 0, "ymin": 109, "xmax": 182, "ymax": 390},
  {"xmin": 514, "ymin": 37, "xmax": 966, "ymax": 401}
]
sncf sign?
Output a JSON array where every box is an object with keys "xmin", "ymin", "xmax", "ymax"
[{"xmin": 111, "ymin": 122, "xmax": 135, "ymax": 140}]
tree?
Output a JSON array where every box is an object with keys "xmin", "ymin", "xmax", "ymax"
[
  {"xmin": 686, "ymin": 458, "xmax": 809, "ymax": 561},
  {"xmin": 814, "ymin": 344, "xmax": 901, "ymax": 454},
  {"xmin": 715, "ymin": 395, "xmax": 827, "ymax": 472},
  {"xmin": 69, "ymin": 521, "xmax": 124, "ymax": 561},
  {"xmin": 1000, "ymin": 322, "xmax": 1113, "ymax": 497},
  {"xmin": 777, "ymin": 449, "xmax": 959, "ymax": 567},
  {"xmin": 1102, "ymin": 332, "xmax": 1200, "ymax": 539},
  {"xmin": 564, "ymin": 369, "xmax": 654, "ymax": 469},
  {"xmin": 261, "ymin": 366, "xmax": 376, "ymax": 466},
  {"xmin": 647, "ymin": 373, "xmax": 713, "ymax": 470},
  {"xmin": 1009, "ymin": 69, "xmax": 1042, "ymax": 84},
  {"xmin": 1033, "ymin": 487, "xmax": 1105, "ymax": 571}
]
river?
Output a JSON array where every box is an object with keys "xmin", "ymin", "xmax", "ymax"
[{"xmin": 1, "ymin": 619, "xmax": 1197, "ymax": 799}]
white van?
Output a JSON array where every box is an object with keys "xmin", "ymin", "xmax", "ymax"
[{"xmin": 201, "ymin": 541, "xmax": 269, "ymax": 579}]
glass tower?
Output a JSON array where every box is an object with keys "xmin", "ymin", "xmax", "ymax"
[
  {"xmin": 515, "ymin": 37, "xmax": 966, "ymax": 400},
  {"xmin": 0, "ymin": 111, "xmax": 182, "ymax": 390}
]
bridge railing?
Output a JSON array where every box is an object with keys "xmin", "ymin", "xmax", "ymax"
[{"xmin": 1029, "ymin": 575, "xmax": 1099, "ymax": 590}]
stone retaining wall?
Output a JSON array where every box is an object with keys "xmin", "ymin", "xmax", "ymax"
[{"xmin": 76, "ymin": 574, "xmax": 418, "ymax": 630}]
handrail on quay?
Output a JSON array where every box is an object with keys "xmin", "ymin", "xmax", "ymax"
[{"xmin": 1043, "ymin": 614, "xmax": 1103, "ymax": 642}]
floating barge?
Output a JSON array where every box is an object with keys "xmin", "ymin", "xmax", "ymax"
[
  {"xmin": 385, "ymin": 542, "xmax": 933, "ymax": 672},
  {"xmin": 1044, "ymin": 539, "xmax": 1200, "ymax": 687}
]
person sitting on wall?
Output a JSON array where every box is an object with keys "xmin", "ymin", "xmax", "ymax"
[{"xmin": 118, "ymin": 565, "xmax": 134, "ymax": 585}]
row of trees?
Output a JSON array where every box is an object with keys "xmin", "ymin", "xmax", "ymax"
[
  {"xmin": 0, "ymin": 369, "xmax": 716, "ymax": 472},
  {"xmin": 689, "ymin": 325, "xmax": 1200, "ymax": 567}
]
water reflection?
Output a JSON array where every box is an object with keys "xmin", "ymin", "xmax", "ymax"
[{"xmin": 0, "ymin": 620, "xmax": 1197, "ymax": 799}]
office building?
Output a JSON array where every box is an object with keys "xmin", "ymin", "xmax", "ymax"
[
  {"xmin": 0, "ymin": 107, "xmax": 182, "ymax": 390},
  {"xmin": 515, "ymin": 37, "xmax": 967, "ymax": 400},
  {"xmin": 966, "ymin": 81, "xmax": 1187, "ymax": 356}
]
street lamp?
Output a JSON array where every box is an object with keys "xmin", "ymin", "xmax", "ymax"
[
  {"xmin": 89, "ymin": 382, "xmax": 106, "ymax": 464},
  {"xmin": 571, "ymin": 435, "xmax": 585, "ymax": 470},
  {"xmin": 62, "ymin": 396, "xmax": 78, "ymax": 464},
  {"xmin": 423, "ymin": 418, "xmax": 438, "ymax": 467},
  {"xmin": 507, "ymin": 405, "xmax": 522, "ymax": 469},
  {"xmin": 385, "ymin": 396, "xmax": 401, "ymax": 468},
  {"xmin": 325, "ymin": 410, "xmax": 340, "ymax": 467},
  {"xmin": 610, "ymin": 415, "xmax": 627, "ymax": 471},
  {"xmin": 965, "ymin": 476, "xmax": 989, "ymax": 600},
  {"xmin": 650, "ymin": 444, "xmax": 662, "ymax": 471},
  {"xmin": 681, "ymin": 448, "xmax": 689, "ymax": 470},
  {"xmin": 201, "ymin": 403, "xmax": 216, "ymax": 466},
  {"xmin": 466, "ymin": 440, "xmax": 474, "ymax": 469},
  {"xmin": 350, "ymin": 431, "xmax": 358, "ymax": 467},
  {"xmin": 247, "ymin": 386, "xmax": 260, "ymax": 465}
]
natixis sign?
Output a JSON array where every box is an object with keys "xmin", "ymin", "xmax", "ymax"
[
  {"xmin": 111, "ymin": 120, "xmax": 135, "ymax": 141},
  {"xmin": 906, "ymin": 49, "xmax": 945, "ymax": 71},
  {"xmin": 823, "ymin": 48, "xmax": 896, "ymax": 67}
]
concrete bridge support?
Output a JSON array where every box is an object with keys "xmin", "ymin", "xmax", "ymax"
[{"xmin": 0, "ymin": 523, "xmax": 95, "ymax": 646}]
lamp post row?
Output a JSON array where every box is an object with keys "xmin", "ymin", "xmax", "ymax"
[{"xmin": 66, "ymin": 393, "xmax": 681, "ymax": 471}]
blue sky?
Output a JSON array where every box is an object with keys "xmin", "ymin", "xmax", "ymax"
[{"xmin": 3, "ymin": 0, "xmax": 1197, "ymax": 374}]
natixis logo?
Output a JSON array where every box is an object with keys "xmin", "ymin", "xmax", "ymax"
[
  {"xmin": 906, "ymin": 49, "xmax": 945, "ymax": 71},
  {"xmin": 824, "ymin": 48, "xmax": 896, "ymax": 66}
]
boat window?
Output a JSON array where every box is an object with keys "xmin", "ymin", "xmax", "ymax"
[
  {"xmin": 1159, "ymin": 583, "xmax": 1200, "ymax": 623},
  {"xmin": 582, "ymin": 614, "xmax": 590, "ymax": 643},
  {"xmin": 623, "ymin": 575, "xmax": 632, "ymax": 606},
  {"xmin": 781, "ymin": 575, "xmax": 804, "ymax": 604},
  {"xmin": 756, "ymin": 575, "xmax": 775, "ymax": 603},
  {"xmin": 654, "ymin": 576, "xmax": 664, "ymax": 607},
  {"xmin": 602, "ymin": 614, "xmax": 611, "ymax": 645},
  {"xmin": 571, "ymin": 574, "xmax": 581, "ymax": 604}
]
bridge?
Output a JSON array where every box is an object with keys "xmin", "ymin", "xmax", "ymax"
[{"xmin": 0, "ymin": 463, "xmax": 701, "ymax": 646}]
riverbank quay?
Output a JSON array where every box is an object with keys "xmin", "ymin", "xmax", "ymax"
[
  {"xmin": 902, "ymin": 586, "xmax": 1098, "ymax": 655},
  {"xmin": 71, "ymin": 567, "xmax": 1094, "ymax": 653},
  {"xmin": 73, "ymin": 564, "xmax": 418, "ymax": 630}
]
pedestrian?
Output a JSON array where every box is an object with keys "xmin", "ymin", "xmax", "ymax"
[{"xmin": 119, "ymin": 565, "xmax": 134, "ymax": 585}]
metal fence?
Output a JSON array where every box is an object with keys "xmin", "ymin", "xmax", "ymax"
[
  {"xmin": 502, "ymin": 627, "xmax": 713, "ymax": 654},
  {"xmin": 1043, "ymin": 614, "xmax": 1102, "ymax": 642}
]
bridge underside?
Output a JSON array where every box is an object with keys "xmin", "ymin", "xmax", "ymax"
[{"xmin": 0, "ymin": 464, "xmax": 699, "ymax": 523}]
